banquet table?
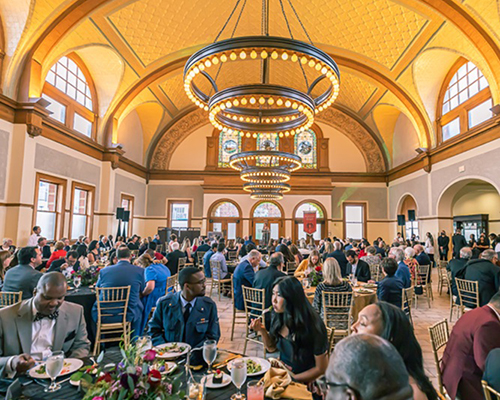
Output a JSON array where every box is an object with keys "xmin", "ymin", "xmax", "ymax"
[{"xmin": 65, "ymin": 286, "xmax": 97, "ymax": 345}]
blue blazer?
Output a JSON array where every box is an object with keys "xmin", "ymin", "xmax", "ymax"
[
  {"xmin": 377, "ymin": 275, "xmax": 404, "ymax": 308},
  {"xmin": 395, "ymin": 262, "xmax": 411, "ymax": 289},
  {"xmin": 233, "ymin": 260, "xmax": 255, "ymax": 310},
  {"xmin": 148, "ymin": 292, "xmax": 220, "ymax": 349}
]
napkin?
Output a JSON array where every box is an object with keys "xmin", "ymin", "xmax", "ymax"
[{"xmin": 259, "ymin": 359, "xmax": 312, "ymax": 400}]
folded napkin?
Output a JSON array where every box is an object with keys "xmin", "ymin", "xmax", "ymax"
[{"xmin": 259, "ymin": 359, "xmax": 312, "ymax": 400}]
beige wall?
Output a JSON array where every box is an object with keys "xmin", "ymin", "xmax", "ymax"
[
  {"xmin": 169, "ymin": 125, "xmax": 211, "ymax": 170},
  {"xmin": 117, "ymin": 109, "xmax": 144, "ymax": 166}
]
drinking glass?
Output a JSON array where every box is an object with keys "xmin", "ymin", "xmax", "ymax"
[
  {"xmin": 247, "ymin": 380, "xmax": 264, "ymax": 400},
  {"xmin": 230, "ymin": 359, "xmax": 247, "ymax": 400},
  {"xmin": 74, "ymin": 276, "xmax": 81, "ymax": 291},
  {"xmin": 137, "ymin": 335, "xmax": 153, "ymax": 355},
  {"xmin": 203, "ymin": 339, "xmax": 217, "ymax": 373},
  {"xmin": 45, "ymin": 351, "xmax": 64, "ymax": 392}
]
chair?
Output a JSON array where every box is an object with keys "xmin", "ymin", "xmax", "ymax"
[
  {"xmin": 230, "ymin": 275, "xmax": 247, "ymax": 341},
  {"xmin": 401, "ymin": 286, "xmax": 414, "ymax": 326},
  {"xmin": 156, "ymin": 244, "xmax": 163, "ymax": 253},
  {"xmin": 447, "ymin": 271, "xmax": 460, "ymax": 322},
  {"xmin": 196, "ymin": 251, "xmax": 206, "ymax": 266},
  {"xmin": 482, "ymin": 380, "xmax": 500, "ymax": 400},
  {"xmin": 428, "ymin": 319, "xmax": 450, "ymax": 397},
  {"xmin": 227, "ymin": 250, "xmax": 238, "ymax": 261},
  {"xmin": 455, "ymin": 278, "xmax": 480, "ymax": 316},
  {"xmin": 437, "ymin": 262, "xmax": 449, "ymax": 295},
  {"xmin": 0, "ymin": 291, "xmax": 22, "ymax": 308},
  {"xmin": 414, "ymin": 264, "xmax": 432, "ymax": 308},
  {"xmin": 285, "ymin": 261, "xmax": 297, "ymax": 276},
  {"xmin": 94, "ymin": 286, "xmax": 131, "ymax": 355},
  {"xmin": 166, "ymin": 274, "xmax": 177, "ymax": 295},
  {"xmin": 209, "ymin": 260, "xmax": 231, "ymax": 300},
  {"xmin": 322, "ymin": 291, "xmax": 353, "ymax": 342},
  {"xmin": 242, "ymin": 286, "xmax": 266, "ymax": 355},
  {"xmin": 178, "ymin": 257, "xmax": 186, "ymax": 273},
  {"xmin": 369, "ymin": 264, "xmax": 381, "ymax": 282},
  {"xmin": 326, "ymin": 327, "xmax": 336, "ymax": 354}
]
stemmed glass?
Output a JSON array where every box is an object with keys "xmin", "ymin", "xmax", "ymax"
[
  {"xmin": 73, "ymin": 276, "xmax": 81, "ymax": 292},
  {"xmin": 230, "ymin": 359, "xmax": 247, "ymax": 400},
  {"xmin": 137, "ymin": 335, "xmax": 153, "ymax": 355},
  {"xmin": 203, "ymin": 339, "xmax": 217, "ymax": 374},
  {"xmin": 45, "ymin": 351, "xmax": 64, "ymax": 392}
]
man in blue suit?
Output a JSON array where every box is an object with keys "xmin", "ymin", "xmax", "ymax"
[
  {"xmin": 233, "ymin": 249, "xmax": 262, "ymax": 311},
  {"xmin": 377, "ymin": 257, "xmax": 404, "ymax": 308},
  {"xmin": 92, "ymin": 246, "xmax": 145, "ymax": 339},
  {"xmin": 390, "ymin": 247, "xmax": 411, "ymax": 289},
  {"xmin": 203, "ymin": 243, "xmax": 217, "ymax": 278},
  {"xmin": 148, "ymin": 267, "xmax": 220, "ymax": 350}
]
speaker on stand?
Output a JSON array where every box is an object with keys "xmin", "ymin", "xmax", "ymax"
[
  {"xmin": 397, "ymin": 214, "xmax": 406, "ymax": 240},
  {"xmin": 122, "ymin": 211, "xmax": 130, "ymax": 238},
  {"xmin": 116, "ymin": 207, "xmax": 124, "ymax": 239}
]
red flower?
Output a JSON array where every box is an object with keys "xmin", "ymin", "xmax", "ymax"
[
  {"xmin": 71, "ymin": 271, "xmax": 76, "ymax": 275},
  {"xmin": 148, "ymin": 369, "xmax": 161, "ymax": 386},
  {"xmin": 97, "ymin": 372, "xmax": 113, "ymax": 383},
  {"xmin": 315, "ymin": 266, "xmax": 322, "ymax": 272},
  {"xmin": 143, "ymin": 349, "xmax": 157, "ymax": 362},
  {"xmin": 216, "ymin": 369, "xmax": 221, "ymax": 374}
]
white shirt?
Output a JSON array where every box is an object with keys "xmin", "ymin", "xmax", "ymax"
[
  {"xmin": 30, "ymin": 303, "xmax": 56, "ymax": 361},
  {"xmin": 351, "ymin": 262, "xmax": 358, "ymax": 276},
  {"xmin": 27, "ymin": 234, "xmax": 39, "ymax": 247},
  {"xmin": 495, "ymin": 243, "xmax": 500, "ymax": 253},
  {"xmin": 180, "ymin": 295, "xmax": 197, "ymax": 314}
]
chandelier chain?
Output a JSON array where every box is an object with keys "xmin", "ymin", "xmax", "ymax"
[
  {"xmin": 214, "ymin": 0, "xmax": 243, "ymax": 43},
  {"xmin": 286, "ymin": 0, "xmax": 314, "ymax": 45}
]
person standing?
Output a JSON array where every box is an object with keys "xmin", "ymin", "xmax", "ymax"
[
  {"xmin": 27, "ymin": 226, "xmax": 41, "ymax": 247},
  {"xmin": 452, "ymin": 228, "xmax": 468, "ymax": 259},
  {"xmin": 438, "ymin": 230, "xmax": 450, "ymax": 261},
  {"xmin": 424, "ymin": 232, "xmax": 435, "ymax": 266}
]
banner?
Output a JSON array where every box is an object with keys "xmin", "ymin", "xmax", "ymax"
[{"xmin": 303, "ymin": 211, "xmax": 317, "ymax": 234}]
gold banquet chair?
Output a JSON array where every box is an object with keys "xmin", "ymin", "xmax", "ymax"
[
  {"xmin": 369, "ymin": 264, "xmax": 381, "ymax": 282},
  {"xmin": 209, "ymin": 260, "xmax": 231, "ymax": 301},
  {"xmin": 178, "ymin": 257, "xmax": 187, "ymax": 274},
  {"xmin": 322, "ymin": 291, "xmax": 353, "ymax": 342},
  {"xmin": 455, "ymin": 278, "xmax": 480, "ymax": 316},
  {"xmin": 437, "ymin": 261, "xmax": 449, "ymax": 295},
  {"xmin": 94, "ymin": 286, "xmax": 131, "ymax": 355},
  {"xmin": 230, "ymin": 275, "xmax": 247, "ymax": 341},
  {"xmin": 414, "ymin": 264, "xmax": 432, "ymax": 308},
  {"xmin": 242, "ymin": 286, "xmax": 266, "ymax": 356},
  {"xmin": 285, "ymin": 261, "xmax": 297, "ymax": 276},
  {"xmin": 196, "ymin": 251, "xmax": 206, "ymax": 267},
  {"xmin": 428, "ymin": 319, "xmax": 450, "ymax": 397},
  {"xmin": 401, "ymin": 286, "xmax": 414, "ymax": 326},
  {"xmin": 483, "ymin": 380, "xmax": 500, "ymax": 400},
  {"xmin": 166, "ymin": 274, "xmax": 178, "ymax": 295},
  {"xmin": 0, "ymin": 291, "xmax": 22, "ymax": 308}
]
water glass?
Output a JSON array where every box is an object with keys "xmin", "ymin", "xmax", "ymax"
[
  {"xmin": 230, "ymin": 359, "xmax": 247, "ymax": 400},
  {"xmin": 203, "ymin": 339, "xmax": 217, "ymax": 373},
  {"xmin": 74, "ymin": 276, "xmax": 81, "ymax": 290},
  {"xmin": 247, "ymin": 380, "xmax": 264, "ymax": 400},
  {"xmin": 137, "ymin": 336, "xmax": 153, "ymax": 354},
  {"xmin": 45, "ymin": 351, "xmax": 64, "ymax": 392}
]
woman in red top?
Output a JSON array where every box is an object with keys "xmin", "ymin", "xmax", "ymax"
[{"xmin": 46, "ymin": 241, "xmax": 67, "ymax": 269}]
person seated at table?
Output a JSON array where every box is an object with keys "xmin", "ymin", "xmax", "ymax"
[
  {"xmin": 321, "ymin": 334, "xmax": 413, "ymax": 400},
  {"xmin": 276, "ymin": 242, "xmax": 295, "ymax": 263},
  {"xmin": 99, "ymin": 235, "xmax": 111, "ymax": 251},
  {"xmin": 290, "ymin": 244, "xmax": 303, "ymax": 264},
  {"xmin": 250, "ymin": 276, "xmax": 328, "ymax": 384},
  {"xmin": 48, "ymin": 250, "xmax": 80, "ymax": 274},
  {"xmin": 376, "ymin": 258, "xmax": 404, "ymax": 308},
  {"xmin": 148, "ymin": 242, "xmax": 164, "ymax": 261},
  {"xmin": 484, "ymin": 348, "xmax": 500, "ymax": 393},
  {"xmin": 87, "ymin": 240, "xmax": 100, "ymax": 264},
  {"xmin": 37, "ymin": 237, "xmax": 51, "ymax": 260},
  {"xmin": 352, "ymin": 302, "xmax": 438, "ymax": 400},
  {"xmin": 166, "ymin": 242, "xmax": 186, "ymax": 275},
  {"xmin": 92, "ymin": 246, "xmax": 145, "ymax": 339},
  {"xmin": 0, "ymin": 251, "xmax": 12, "ymax": 290},
  {"xmin": 148, "ymin": 267, "xmax": 220, "ymax": 349},
  {"xmin": 240, "ymin": 243, "xmax": 267, "ymax": 269},
  {"xmin": 295, "ymin": 249, "xmax": 322, "ymax": 278},
  {"xmin": 346, "ymin": 249, "xmax": 371, "ymax": 283},
  {"xmin": 202, "ymin": 242, "xmax": 217, "ymax": 278},
  {"xmin": 45, "ymin": 240, "xmax": 67, "ymax": 270},
  {"xmin": 234, "ymin": 249, "xmax": 262, "ymax": 311},
  {"xmin": 312, "ymin": 258, "xmax": 352, "ymax": 328},
  {"xmin": 181, "ymin": 238, "xmax": 195, "ymax": 263},
  {"xmin": 324, "ymin": 241, "xmax": 348, "ymax": 277},
  {"xmin": 390, "ymin": 247, "xmax": 411, "ymax": 289},
  {"xmin": 0, "ymin": 272, "xmax": 90, "ymax": 377},
  {"xmin": 77, "ymin": 244, "xmax": 90, "ymax": 270},
  {"xmin": 209, "ymin": 242, "xmax": 230, "ymax": 280},
  {"xmin": 3, "ymin": 247, "xmax": 43, "ymax": 300}
]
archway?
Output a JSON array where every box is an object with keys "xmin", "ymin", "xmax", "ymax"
[
  {"xmin": 397, "ymin": 194, "xmax": 419, "ymax": 240},
  {"xmin": 292, "ymin": 200, "xmax": 327, "ymax": 242},
  {"xmin": 250, "ymin": 201, "xmax": 285, "ymax": 245},
  {"xmin": 206, "ymin": 199, "xmax": 242, "ymax": 240}
]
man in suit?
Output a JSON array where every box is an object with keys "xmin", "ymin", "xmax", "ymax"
[
  {"xmin": 346, "ymin": 250, "xmax": 371, "ymax": 283},
  {"xmin": 92, "ymin": 246, "xmax": 145, "ymax": 339},
  {"xmin": 37, "ymin": 237, "xmax": 51, "ymax": 259},
  {"xmin": 48, "ymin": 250, "xmax": 79, "ymax": 273},
  {"xmin": 448, "ymin": 247, "xmax": 472, "ymax": 297},
  {"xmin": 484, "ymin": 348, "xmax": 500, "ymax": 393},
  {"xmin": 3, "ymin": 247, "xmax": 43, "ymax": 299},
  {"xmin": 438, "ymin": 230, "xmax": 450, "ymax": 261},
  {"xmin": 0, "ymin": 272, "xmax": 90, "ymax": 377},
  {"xmin": 452, "ymin": 228, "xmax": 468, "ymax": 259},
  {"xmin": 375, "ymin": 240, "xmax": 387, "ymax": 258},
  {"xmin": 99, "ymin": 236, "xmax": 111, "ymax": 251},
  {"xmin": 166, "ymin": 242, "xmax": 187, "ymax": 275},
  {"xmin": 442, "ymin": 291, "xmax": 500, "ymax": 399},
  {"xmin": 390, "ymin": 247, "xmax": 411, "ymax": 289},
  {"xmin": 203, "ymin": 243, "xmax": 217, "ymax": 279},
  {"xmin": 233, "ymin": 250, "xmax": 262, "ymax": 311},
  {"xmin": 60, "ymin": 237, "xmax": 71, "ymax": 252},
  {"xmin": 148, "ymin": 267, "xmax": 220, "ymax": 351},
  {"xmin": 324, "ymin": 241, "xmax": 349, "ymax": 277},
  {"xmin": 27, "ymin": 226, "xmax": 41, "ymax": 247},
  {"xmin": 377, "ymin": 257, "xmax": 403, "ymax": 308},
  {"xmin": 127, "ymin": 235, "xmax": 140, "ymax": 250},
  {"xmin": 193, "ymin": 239, "xmax": 210, "ymax": 267},
  {"xmin": 107, "ymin": 235, "xmax": 115, "ymax": 248},
  {"xmin": 414, "ymin": 244, "xmax": 431, "ymax": 266},
  {"xmin": 464, "ymin": 249, "xmax": 500, "ymax": 306}
]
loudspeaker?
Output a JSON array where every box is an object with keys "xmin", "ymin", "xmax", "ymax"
[
  {"xmin": 408, "ymin": 210, "xmax": 416, "ymax": 222},
  {"xmin": 116, "ymin": 207, "xmax": 124, "ymax": 220},
  {"xmin": 122, "ymin": 211, "xmax": 130, "ymax": 222},
  {"xmin": 397, "ymin": 214, "xmax": 406, "ymax": 226}
]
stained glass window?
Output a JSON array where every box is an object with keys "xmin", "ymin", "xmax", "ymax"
[
  {"xmin": 294, "ymin": 129, "xmax": 317, "ymax": 169},
  {"xmin": 213, "ymin": 202, "xmax": 240, "ymax": 217},
  {"xmin": 253, "ymin": 202, "xmax": 281, "ymax": 218},
  {"xmin": 218, "ymin": 131, "xmax": 241, "ymax": 167},
  {"xmin": 257, "ymin": 133, "xmax": 279, "ymax": 151}
]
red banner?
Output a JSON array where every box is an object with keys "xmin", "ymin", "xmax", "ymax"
[{"xmin": 303, "ymin": 211, "xmax": 317, "ymax": 234}]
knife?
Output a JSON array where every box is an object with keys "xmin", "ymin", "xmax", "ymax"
[{"xmin": 213, "ymin": 354, "xmax": 242, "ymax": 369}]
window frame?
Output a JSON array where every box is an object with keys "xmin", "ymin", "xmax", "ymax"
[
  {"xmin": 167, "ymin": 200, "xmax": 192, "ymax": 229},
  {"xmin": 120, "ymin": 194, "xmax": 135, "ymax": 238},
  {"xmin": 292, "ymin": 200, "xmax": 327, "ymax": 242},
  {"xmin": 33, "ymin": 173, "xmax": 67, "ymax": 241},
  {"xmin": 343, "ymin": 202, "xmax": 367, "ymax": 240},
  {"xmin": 437, "ymin": 58, "xmax": 493, "ymax": 144},
  {"xmin": 207, "ymin": 199, "xmax": 242, "ymax": 239},
  {"xmin": 42, "ymin": 53, "xmax": 98, "ymax": 140},
  {"xmin": 69, "ymin": 181, "xmax": 95, "ymax": 241}
]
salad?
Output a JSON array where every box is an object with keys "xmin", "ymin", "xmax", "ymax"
[
  {"xmin": 35, "ymin": 361, "xmax": 72, "ymax": 375},
  {"xmin": 246, "ymin": 359, "xmax": 262, "ymax": 374},
  {"xmin": 157, "ymin": 343, "xmax": 186, "ymax": 355}
]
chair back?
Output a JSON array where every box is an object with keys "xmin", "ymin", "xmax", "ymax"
[
  {"xmin": 242, "ymin": 286, "xmax": 266, "ymax": 321},
  {"xmin": 286, "ymin": 261, "xmax": 297, "ymax": 276},
  {"xmin": 415, "ymin": 264, "xmax": 430, "ymax": 286},
  {"xmin": 438, "ymin": 260, "xmax": 448, "ymax": 270},
  {"xmin": 156, "ymin": 244, "xmax": 163, "ymax": 253},
  {"xmin": 197, "ymin": 251, "xmax": 206, "ymax": 266},
  {"xmin": 326, "ymin": 327, "xmax": 336, "ymax": 354},
  {"xmin": 322, "ymin": 291, "xmax": 353, "ymax": 333},
  {"xmin": 95, "ymin": 286, "xmax": 131, "ymax": 326},
  {"xmin": 166, "ymin": 274, "xmax": 177, "ymax": 295},
  {"xmin": 482, "ymin": 380, "xmax": 500, "ymax": 400},
  {"xmin": 456, "ymin": 278, "xmax": 480, "ymax": 310},
  {"xmin": 428, "ymin": 319, "xmax": 450, "ymax": 396},
  {"xmin": 369, "ymin": 264, "xmax": 381, "ymax": 282},
  {"xmin": 210, "ymin": 260, "xmax": 223, "ymax": 281},
  {"xmin": 0, "ymin": 291, "xmax": 22, "ymax": 308},
  {"xmin": 227, "ymin": 250, "xmax": 238, "ymax": 260},
  {"xmin": 178, "ymin": 257, "xmax": 186, "ymax": 273},
  {"xmin": 402, "ymin": 286, "xmax": 414, "ymax": 324}
]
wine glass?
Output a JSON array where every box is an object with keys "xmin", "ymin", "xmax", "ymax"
[
  {"xmin": 137, "ymin": 335, "xmax": 153, "ymax": 355},
  {"xmin": 230, "ymin": 359, "xmax": 247, "ymax": 400},
  {"xmin": 45, "ymin": 351, "xmax": 64, "ymax": 392},
  {"xmin": 203, "ymin": 339, "xmax": 217, "ymax": 374},
  {"xmin": 74, "ymin": 276, "xmax": 81, "ymax": 292}
]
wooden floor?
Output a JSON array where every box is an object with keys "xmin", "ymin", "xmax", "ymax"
[{"xmin": 211, "ymin": 268, "xmax": 454, "ymax": 388}]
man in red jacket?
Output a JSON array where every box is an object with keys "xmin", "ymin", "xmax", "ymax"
[{"xmin": 441, "ymin": 290, "xmax": 500, "ymax": 399}]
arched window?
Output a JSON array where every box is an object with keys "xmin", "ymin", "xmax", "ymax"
[
  {"xmin": 293, "ymin": 201, "xmax": 326, "ymax": 241},
  {"xmin": 294, "ymin": 129, "xmax": 317, "ymax": 169},
  {"xmin": 253, "ymin": 202, "xmax": 282, "ymax": 218},
  {"xmin": 213, "ymin": 202, "xmax": 239, "ymax": 217},
  {"xmin": 208, "ymin": 200, "xmax": 241, "ymax": 239},
  {"xmin": 439, "ymin": 60, "xmax": 492, "ymax": 142},
  {"xmin": 218, "ymin": 130, "xmax": 242, "ymax": 167},
  {"xmin": 257, "ymin": 133, "xmax": 279, "ymax": 151},
  {"xmin": 251, "ymin": 201, "xmax": 283, "ymax": 243}
]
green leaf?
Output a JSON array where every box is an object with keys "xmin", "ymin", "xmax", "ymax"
[
  {"xmin": 142, "ymin": 362, "xmax": 148, "ymax": 375},
  {"xmin": 82, "ymin": 374, "xmax": 93, "ymax": 383},
  {"xmin": 127, "ymin": 375, "xmax": 135, "ymax": 390},
  {"xmin": 118, "ymin": 388, "xmax": 127, "ymax": 400},
  {"xmin": 120, "ymin": 348, "xmax": 127, "ymax": 360},
  {"xmin": 70, "ymin": 371, "xmax": 83, "ymax": 381}
]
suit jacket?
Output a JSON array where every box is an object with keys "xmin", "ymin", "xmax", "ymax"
[
  {"xmin": 395, "ymin": 262, "xmax": 411, "ymax": 289},
  {"xmin": 40, "ymin": 245, "xmax": 51, "ymax": 259},
  {"xmin": 442, "ymin": 305, "xmax": 500, "ymax": 399},
  {"xmin": 375, "ymin": 246, "xmax": 386, "ymax": 258},
  {"xmin": 48, "ymin": 258, "xmax": 80, "ymax": 273},
  {"xmin": 346, "ymin": 260, "xmax": 371, "ymax": 282},
  {"xmin": 253, "ymin": 266, "xmax": 286, "ymax": 309},
  {"xmin": 416, "ymin": 252, "xmax": 431, "ymax": 266},
  {"xmin": 166, "ymin": 250, "xmax": 187, "ymax": 275},
  {"xmin": 438, "ymin": 235, "xmax": 450, "ymax": 253},
  {"xmin": 233, "ymin": 260, "xmax": 255, "ymax": 310},
  {"xmin": 464, "ymin": 259, "xmax": 500, "ymax": 306},
  {"xmin": 377, "ymin": 276, "xmax": 403, "ymax": 308},
  {"xmin": 99, "ymin": 241, "xmax": 111, "ymax": 251},
  {"xmin": 448, "ymin": 258, "xmax": 468, "ymax": 297},
  {"xmin": 483, "ymin": 348, "xmax": 500, "ymax": 393},
  {"xmin": 452, "ymin": 234, "xmax": 468, "ymax": 258},
  {"xmin": 0, "ymin": 299, "xmax": 90, "ymax": 376},
  {"xmin": 325, "ymin": 250, "xmax": 348, "ymax": 277},
  {"xmin": 148, "ymin": 292, "xmax": 220, "ymax": 349},
  {"xmin": 3, "ymin": 264, "xmax": 42, "ymax": 300}
]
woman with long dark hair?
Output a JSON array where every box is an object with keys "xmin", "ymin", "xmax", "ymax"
[
  {"xmin": 352, "ymin": 302, "xmax": 439, "ymax": 400},
  {"xmin": 76, "ymin": 244, "xmax": 90, "ymax": 270},
  {"xmin": 87, "ymin": 240, "xmax": 100, "ymax": 263},
  {"xmin": 250, "ymin": 276, "xmax": 328, "ymax": 385}
]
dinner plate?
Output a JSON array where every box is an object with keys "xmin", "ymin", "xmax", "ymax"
[
  {"xmin": 205, "ymin": 372, "xmax": 231, "ymax": 389},
  {"xmin": 363, "ymin": 283, "xmax": 378, "ymax": 288},
  {"xmin": 154, "ymin": 342, "xmax": 191, "ymax": 359},
  {"xmin": 356, "ymin": 288, "xmax": 375, "ymax": 294},
  {"xmin": 157, "ymin": 361, "xmax": 177, "ymax": 374},
  {"xmin": 29, "ymin": 358, "xmax": 84, "ymax": 379},
  {"xmin": 227, "ymin": 357, "xmax": 270, "ymax": 377}
]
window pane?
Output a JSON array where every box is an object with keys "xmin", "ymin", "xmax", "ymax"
[
  {"xmin": 459, "ymin": 90, "xmax": 468, "ymax": 104},
  {"xmin": 55, "ymin": 76, "xmax": 66, "ymax": 92},
  {"xmin": 442, "ymin": 117, "xmax": 461, "ymax": 141},
  {"xmin": 37, "ymin": 181, "xmax": 58, "ymax": 212},
  {"xmin": 298, "ymin": 223, "xmax": 322, "ymax": 240},
  {"xmin": 255, "ymin": 223, "xmax": 264, "ymax": 241},
  {"xmin": 121, "ymin": 199, "xmax": 130, "ymax": 210},
  {"xmin": 71, "ymin": 214, "xmax": 87, "ymax": 239},
  {"xmin": 253, "ymin": 202, "xmax": 281, "ymax": 218},
  {"xmin": 213, "ymin": 202, "xmax": 239, "ymax": 217},
  {"xmin": 442, "ymin": 102, "xmax": 450, "ymax": 115},
  {"xmin": 270, "ymin": 223, "xmax": 279, "ymax": 240},
  {"xmin": 295, "ymin": 202, "xmax": 324, "ymax": 218},
  {"xmin": 36, "ymin": 211, "xmax": 56, "ymax": 241},
  {"xmin": 345, "ymin": 205, "xmax": 363, "ymax": 222},
  {"xmin": 73, "ymin": 113, "xmax": 92, "ymax": 137},
  {"xmin": 46, "ymin": 70, "xmax": 56, "ymax": 86},
  {"xmin": 345, "ymin": 205, "xmax": 364, "ymax": 240},
  {"xmin": 346, "ymin": 223, "xmax": 363, "ymax": 240},
  {"xmin": 227, "ymin": 223, "xmax": 237, "ymax": 240},
  {"xmin": 42, "ymin": 94, "xmax": 66, "ymax": 123},
  {"xmin": 66, "ymin": 85, "xmax": 76, "ymax": 99},
  {"xmin": 469, "ymin": 99, "xmax": 493, "ymax": 128},
  {"xmin": 171, "ymin": 203, "xmax": 189, "ymax": 228},
  {"xmin": 73, "ymin": 188, "xmax": 87, "ymax": 214},
  {"xmin": 212, "ymin": 222, "xmax": 222, "ymax": 233}
]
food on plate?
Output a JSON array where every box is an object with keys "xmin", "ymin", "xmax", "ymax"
[
  {"xmin": 35, "ymin": 361, "xmax": 72, "ymax": 375},
  {"xmin": 156, "ymin": 343, "xmax": 186, "ymax": 355},
  {"xmin": 213, "ymin": 369, "xmax": 223, "ymax": 384},
  {"xmin": 246, "ymin": 359, "xmax": 262, "ymax": 374}
]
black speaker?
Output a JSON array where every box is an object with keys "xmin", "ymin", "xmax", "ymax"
[
  {"xmin": 408, "ymin": 210, "xmax": 416, "ymax": 222},
  {"xmin": 397, "ymin": 214, "xmax": 406, "ymax": 226},
  {"xmin": 116, "ymin": 207, "xmax": 124, "ymax": 220},
  {"xmin": 122, "ymin": 211, "xmax": 130, "ymax": 222}
]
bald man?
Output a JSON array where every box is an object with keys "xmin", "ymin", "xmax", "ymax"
[{"xmin": 0, "ymin": 272, "xmax": 90, "ymax": 377}]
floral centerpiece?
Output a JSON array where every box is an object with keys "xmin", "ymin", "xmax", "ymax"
[
  {"xmin": 67, "ymin": 264, "xmax": 101, "ymax": 287},
  {"xmin": 308, "ymin": 265, "xmax": 324, "ymax": 287},
  {"xmin": 71, "ymin": 339, "xmax": 185, "ymax": 400}
]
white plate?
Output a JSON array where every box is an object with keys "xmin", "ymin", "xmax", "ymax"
[
  {"xmin": 227, "ymin": 357, "xmax": 270, "ymax": 377},
  {"xmin": 154, "ymin": 342, "xmax": 191, "ymax": 359},
  {"xmin": 29, "ymin": 358, "xmax": 84, "ymax": 379},
  {"xmin": 158, "ymin": 361, "xmax": 177, "ymax": 374},
  {"xmin": 205, "ymin": 372, "xmax": 231, "ymax": 389}
]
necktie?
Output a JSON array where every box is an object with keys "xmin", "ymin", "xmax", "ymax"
[
  {"xmin": 34, "ymin": 310, "xmax": 59, "ymax": 322},
  {"xmin": 183, "ymin": 303, "xmax": 192, "ymax": 341}
]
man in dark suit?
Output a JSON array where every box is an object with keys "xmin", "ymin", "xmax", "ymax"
[
  {"xmin": 452, "ymin": 228, "xmax": 468, "ymax": 259},
  {"xmin": 253, "ymin": 252, "xmax": 286, "ymax": 314},
  {"xmin": 48, "ymin": 250, "xmax": 80, "ymax": 273},
  {"xmin": 376, "ymin": 258, "xmax": 403, "ymax": 308},
  {"xmin": 346, "ymin": 249, "xmax": 371, "ymax": 283},
  {"xmin": 99, "ymin": 236, "xmax": 111, "ymax": 251},
  {"xmin": 92, "ymin": 246, "xmax": 145, "ymax": 339},
  {"xmin": 414, "ymin": 244, "xmax": 431, "ymax": 266},
  {"xmin": 166, "ymin": 242, "xmax": 187, "ymax": 275},
  {"xmin": 438, "ymin": 230, "xmax": 450, "ymax": 261},
  {"xmin": 148, "ymin": 267, "xmax": 220, "ymax": 352},
  {"xmin": 233, "ymin": 249, "xmax": 262, "ymax": 311},
  {"xmin": 194, "ymin": 239, "xmax": 210, "ymax": 266},
  {"xmin": 37, "ymin": 237, "xmax": 51, "ymax": 259},
  {"xmin": 3, "ymin": 247, "xmax": 43, "ymax": 299},
  {"xmin": 325, "ymin": 241, "xmax": 349, "ymax": 277},
  {"xmin": 448, "ymin": 247, "xmax": 472, "ymax": 297},
  {"xmin": 442, "ymin": 291, "xmax": 500, "ymax": 399},
  {"xmin": 375, "ymin": 240, "xmax": 386, "ymax": 258},
  {"xmin": 127, "ymin": 236, "xmax": 140, "ymax": 250},
  {"xmin": 464, "ymin": 249, "xmax": 500, "ymax": 306},
  {"xmin": 484, "ymin": 348, "xmax": 500, "ymax": 393}
]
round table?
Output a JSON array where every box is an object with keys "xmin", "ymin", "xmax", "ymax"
[{"xmin": 65, "ymin": 286, "xmax": 97, "ymax": 344}]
